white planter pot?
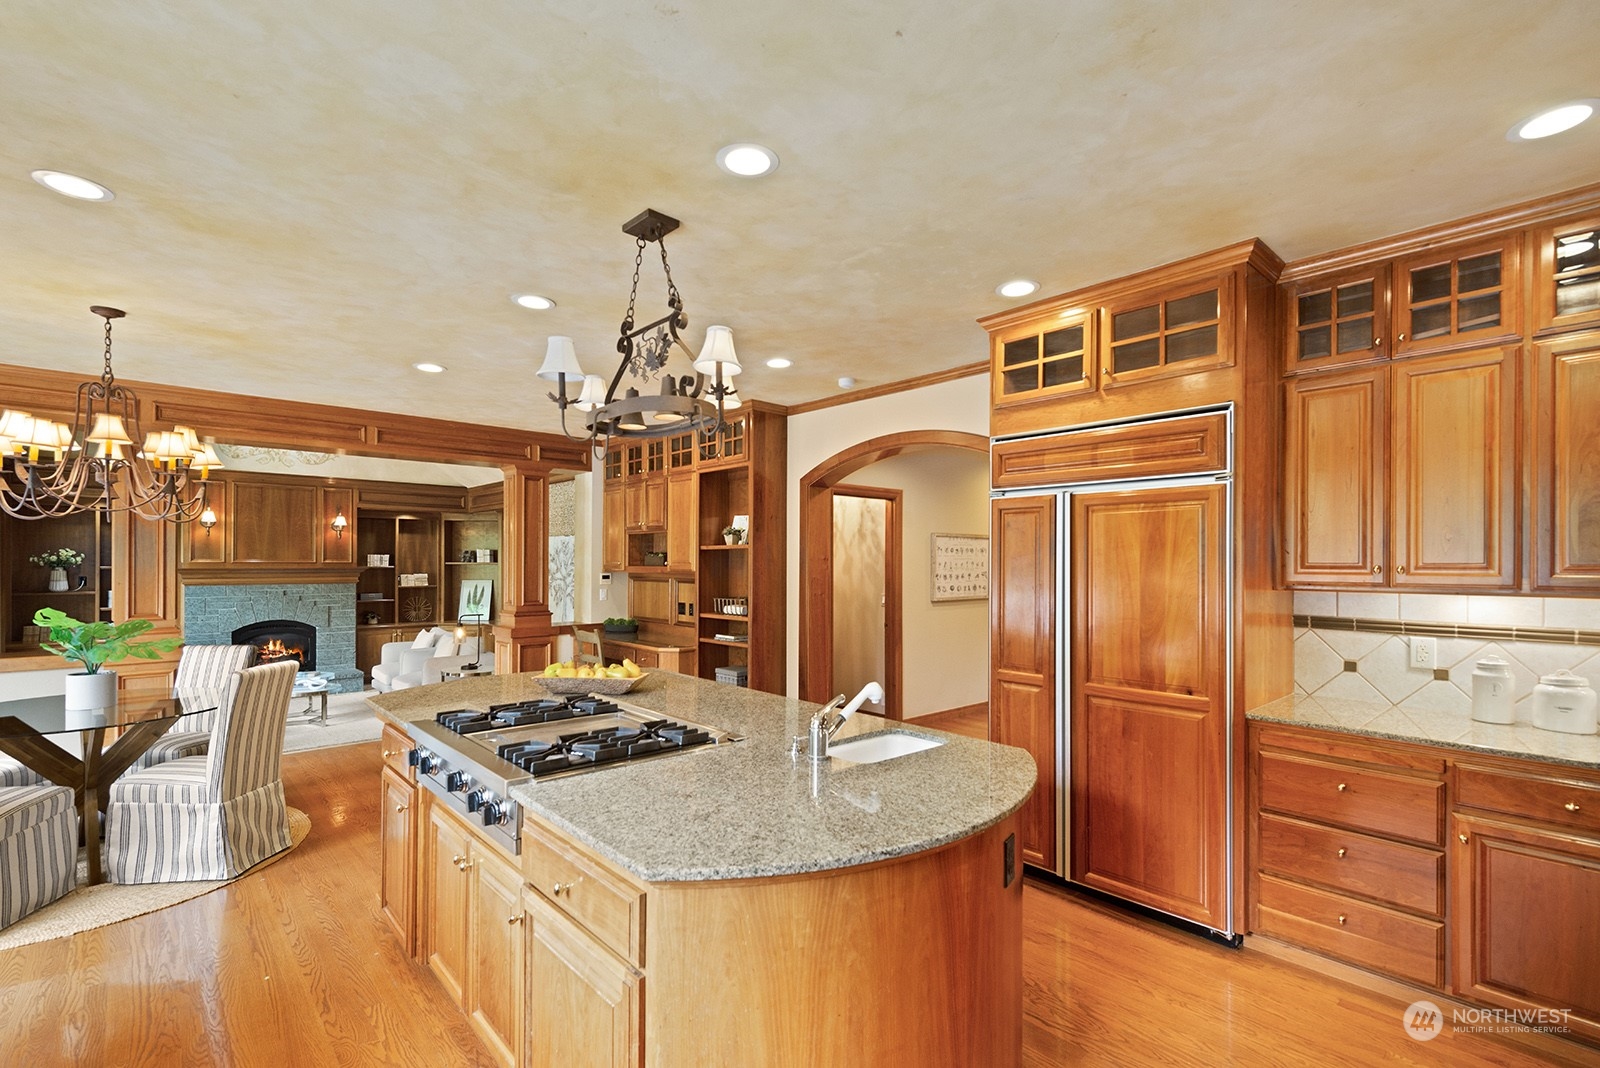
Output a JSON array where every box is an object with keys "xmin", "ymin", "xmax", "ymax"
[
  {"xmin": 64, "ymin": 670, "xmax": 118, "ymax": 710},
  {"xmin": 48, "ymin": 567, "xmax": 68, "ymax": 592}
]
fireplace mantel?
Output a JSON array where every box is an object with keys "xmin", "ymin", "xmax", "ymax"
[{"xmin": 179, "ymin": 566, "xmax": 366, "ymax": 586}]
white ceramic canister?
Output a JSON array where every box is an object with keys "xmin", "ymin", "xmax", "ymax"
[
  {"xmin": 1470, "ymin": 656, "xmax": 1516, "ymax": 724},
  {"xmin": 1531, "ymin": 669, "xmax": 1599, "ymax": 735}
]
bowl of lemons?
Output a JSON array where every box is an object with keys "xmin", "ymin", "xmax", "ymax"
[{"xmin": 537, "ymin": 658, "xmax": 647, "ymax": 695}]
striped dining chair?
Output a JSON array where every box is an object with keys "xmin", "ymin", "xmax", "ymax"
[
  {"xmin": 0, "ymin": 784, "xmax": 77, "ymax": 928},
  {"xmin": 0, "ymin": 758, "xmax": 44, "ymax": 789},
  {"xmin": 130, "ymin": 643, "xmax": 258, "ymax": 773},
  {"xmin": 104, "ymin": 660, "xmax": 297, "ymax": 884}
]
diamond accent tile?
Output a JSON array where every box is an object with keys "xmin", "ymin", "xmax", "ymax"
[
  {"xmin": 1358, "ymin": 636, "xmax": 1430, "ymax": 704},
  {"xmin": 1294, "ymin": 631, "xmax": 1343, "ymax": 694}
]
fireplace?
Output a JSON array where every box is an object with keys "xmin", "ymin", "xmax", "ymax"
[{"xmin": 232, "ymin": 619, "xmax": 317, "ymax": 672}]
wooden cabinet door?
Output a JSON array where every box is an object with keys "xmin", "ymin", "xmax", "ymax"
[
  {"xmin": 1284, "ymin": 265, "xmax": 1390, "ymax": 372},
  {"xmin": 1451, "ymin": 813, "xmax": 1600, "ymax": 1045},
  {"xmin": 665, "ymin": 471, "xmax": 696, "ymax": 571},
  {"xmin": 1533, "ymin": 212, "xmax": 1600, "ymax": 336},
  {"xmin": 421, "ymin": 801, "xmax": 474, "ymax": 1007},
  {"xmin": 1072, "ymin": 484, "xmax": 1229, "ymax": 931},
  {"xmin": 523, "ymin": 888, "xmax": 643, "ymax": 1068},
  {"xmin": 379, "ymin": 765, "xmax": 417, "ymax": 956},
  {"xmin": 991, "ymin": 311, "xmax": 1096, "ymax": 408},
  {"xmin": 467, "ymin": 845, "xmax": 526, "ymax": 1068},
  {"xmin": 1283, "ymin": 368, "xmax": 1388, "ymax": 585},
  {"xmin": 1533, "ymin": 330, "xmax": 1600, "ymax": 589},
  {"xmin": 990, "ymin": 495, "xmax": 1057, "ymax": 871},
  {"xmin": 623, "ymin": 477, "xmax": 666, "ymax": 533},
  {"xmin": 1394, "ymin": 237, "xmax": 1521, "ymax": 356},
  {"xmin": 1390, "ymin": 347, "xmax": 1518, "ymax": 588},
  {"xmin": 602, "ymin": 484, "xmax": 626, "ymax": 572}
]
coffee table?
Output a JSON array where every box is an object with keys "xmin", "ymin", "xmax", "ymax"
[{"xmin": 291, "ymin": 672, "xmax": 332, "ymax": 726}]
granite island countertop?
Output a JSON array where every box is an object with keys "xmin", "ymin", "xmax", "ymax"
[
  {"xmin": 1250, "ymin": 693, "xmax": 1600, "ymax": 770},
  {"xmin": 367, "ymin": 671, "xmax": 1037, "ymax": 883}
]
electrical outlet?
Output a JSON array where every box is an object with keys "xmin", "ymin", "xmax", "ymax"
[{"xmin": 1410, "ymin": 636, "xmax": 1437, "ymax": 669}]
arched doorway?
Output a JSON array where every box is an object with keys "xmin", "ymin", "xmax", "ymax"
[{"xmin": 799, "ymin": 430, "xmax": 989, "ymax": 714}]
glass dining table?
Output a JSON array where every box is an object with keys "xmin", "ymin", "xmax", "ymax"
[{"xmin": 0, "ymin": 689, "xmax": 220, "ymax": 885}]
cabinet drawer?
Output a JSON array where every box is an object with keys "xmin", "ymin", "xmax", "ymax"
[
  {"xmin": 522, "ymin": 818, "xmax": 645, "ymax": 966},
  {"xmin": 1259, "ymin": 751, "xmax": 1443, "ymax": 846},
  {"xmin": 1258, "ymin": 814, "xmax": 1443, "ymax": 916},
  {"xmin": 1454, "ymin": 764, "xmax": 1600, "ymax": 837},
  {"xmin": 381, "ymin": 724, "xmax": 414, "ymax": 778},
  {"xmin": 1256, "ymin": 874, "xmax": 1445, "ymax": 988},
  {"xmin": 991, "ymin": 411, "xmax": 1228, "ymax": 489}
]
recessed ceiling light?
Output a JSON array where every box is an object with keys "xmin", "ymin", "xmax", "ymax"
[
  {"xmin": 414, "ymin": 362, "xmax": 446, "ymax": 374},
  {"xmin": 838, "ymin": 377, "xmax": 856, "ymax": 389},
  {"xmin": 1507, "ymin": 100, "xmax": 1599, "ymax": 141},
  {"xmin": 716, "ymin": 143, "xmax": 779, "ymax": 177},
  {"xmin": 765, "ymin": 357, "xmax": 792, "ymax": 369},
  {"xmin": 512, "ymin": 293, "xmax": 555, "ymax": 310},
  {"xmin": 997, "ymin": 279, "xmax": 1039, "ymax": 298},
  {"xmin": 31, "ymin": 170, "xmax": 114, "ymax": 201}
]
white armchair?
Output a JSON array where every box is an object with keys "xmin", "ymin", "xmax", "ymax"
[
  {"xmin": 396, "ymin": 646, "xmax": 496, "ymax": 689},
  {"xmin": 371, "ymin": 628, "xmax": 459, "ymax": 692}
]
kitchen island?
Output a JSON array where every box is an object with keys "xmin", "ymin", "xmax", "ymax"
[{"xmin": 369, "ymin": 671, "xmax": 1036, "ymax": 1068}]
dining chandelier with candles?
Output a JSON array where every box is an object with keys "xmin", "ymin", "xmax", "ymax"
[
  {"xmin": 0, "ymin": 306, "xmax": 222, "ymax": 522},
  {"xmin": 538, "ymin": 209, "xmax": 743, "ymax": 453}
]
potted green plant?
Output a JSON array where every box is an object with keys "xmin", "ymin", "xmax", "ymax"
[
  {"xmin": 721, "ymin": 525, "xmax": 743, "ymax": 545},
  {"xmin": 33, "ymin": 607, "xmax": 184, "ymax": 708},
  {"xmin": 30, "ymin": 547, "xmax": 84, "ymax": 592},
  {"xmin": 603, "ymin": 616, "xmax": 639, "ymax": 637}
]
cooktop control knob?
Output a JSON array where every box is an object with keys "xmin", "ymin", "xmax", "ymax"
[
  {"xmin": 481, "ymin": 800, "xmax": 504, "ymax": 827},
  {"xmin": 446, "ymin": 770, "xmax": 470, "ymax": 793},
  {"xmin": 419, "ymin": 751, "xmax": 441, "ymax": 776},
  {"xmin": 465, "ymin": 789, "xmax": 485, "ymax": 813}
]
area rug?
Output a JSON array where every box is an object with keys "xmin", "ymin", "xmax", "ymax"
[
  {"xmin": 282, "ymin": 689, "xmax": 383, "ymax": 753},
  {"xmin": 0, "ymin": 806, "xmax": 311, "ymax": 951}
]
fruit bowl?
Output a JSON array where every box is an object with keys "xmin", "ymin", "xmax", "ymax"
[{"xmin": 536, "ymin": 673, "xmax": 648, "ymax": 696}]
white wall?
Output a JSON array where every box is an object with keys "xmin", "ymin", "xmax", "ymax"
[
  {"xmin": 785, "ymin": 372, "xmax": 990, "ymax": 699},
  {"xmin": 0, "ymin": 667, "xmax": 69, "ymax": 699},
  {"xmin": 844, "ymin": 449, "xmax": 991, "ymax": 717}
]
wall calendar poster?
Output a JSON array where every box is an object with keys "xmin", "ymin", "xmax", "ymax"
[{"xmin": 930, "ymin": 533, "xmax": 989, "ymax": 602}]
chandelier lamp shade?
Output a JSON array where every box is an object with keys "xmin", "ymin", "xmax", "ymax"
[
  {"xmin": 0, "ymin": 306, "xmax": 222, "ymax": 522},
  {"xmin": 539, "ymin": 209, "xmax": 744, "ymax": 452}
]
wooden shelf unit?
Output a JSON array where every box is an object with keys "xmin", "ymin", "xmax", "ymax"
[{"xmin": 1, "ymin": 507, "xmax": 114, "ymax": 653}]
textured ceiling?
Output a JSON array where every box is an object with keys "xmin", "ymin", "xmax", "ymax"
[{"xmin": 1, "ymin": 2, "xmax": 1597, "ymax": 437}]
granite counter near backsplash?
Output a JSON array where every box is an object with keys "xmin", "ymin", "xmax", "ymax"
[{"xmin": 1250, "ymin": 693, "xmax": 1600, "ymax": 770}]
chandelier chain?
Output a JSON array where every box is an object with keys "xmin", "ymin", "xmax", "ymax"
[
  {"xmin": 102, "ymin": 317, "xmax": 116, "ymax": 384},
  {"xmin": 621, "ymin": 236, "xmax": 647, "ymax": 337}
]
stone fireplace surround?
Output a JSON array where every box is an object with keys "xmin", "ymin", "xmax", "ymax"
[{"xmin": 182, "ymin": 582, "xmax": 363, "ymax": 693}]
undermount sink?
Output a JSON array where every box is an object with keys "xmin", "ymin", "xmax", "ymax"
[{"xmin": 828, "ymin": 732, "xmax": 945, "ymax": 764}]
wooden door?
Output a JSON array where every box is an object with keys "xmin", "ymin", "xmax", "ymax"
[
  {"xmin": 523, "ymin": 889, "xmax": 643, "ymax": 1068},
  {"xmin": 468, "ymin": 845, "xmax": 526, "ymax": 1068},
  {"xmin": 1451, "ymin": 813, "xmax": 1600, "ymax": 1044},
  {"xmin": 990, "ymin": 494, "xmax": 1057, "ymax": 872},
  {"xmin": 1283, "ymin": 368, "xmax": 1388, "ymax": 585},
  {"xmin": 602, "ymin": 483, "xmax": 625, "ymax": 573},
  {"xmin": 666, "ymin": 470, "xmax": 696, "ymax": 571},
  {"xmin": 1533, "ymin": 330, "xmax": 1600, "ymax": 589},
  {"xmin": 421, "ymin": 801, "xmax": 474, "ymax": 1007},
  {"xmin": 1390, "ymin": 346, "xmax": 1518, "ymax": 588},
  {"xmin": 1071, "ymin": 484, "xmax": 1229, "ymax": 931},
  {"xmin": 379, "ymin": 765, "xmax": 417, "ymax": 955}
]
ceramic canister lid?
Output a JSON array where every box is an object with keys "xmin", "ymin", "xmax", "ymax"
[
  {"xmin": 1537, "ymin": 669, "xmax": 1591, "ymax": 688},
  {"xmin": 1474, "ymin": 655, "xmax": 1512, "ymax": 671}
]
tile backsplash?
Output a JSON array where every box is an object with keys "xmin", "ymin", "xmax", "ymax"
[{"xmin": 1292, "ymin": 592, "xmax": 1600, "ymax": 720}]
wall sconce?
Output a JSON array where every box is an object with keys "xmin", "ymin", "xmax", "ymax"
[
  {"xmin": 331, "ymin": 509, "xmax": 349, "ymax": 539},
  {"xmin": 199, "ymin": 505, "xmax": 218, "ymax": 537}
]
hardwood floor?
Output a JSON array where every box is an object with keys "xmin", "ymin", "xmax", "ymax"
[
  {"xmin": 2, "ymin": 737, "xmax": 1596, "ymax": 1066},
  {"xmin": 0, "ymin": 744, "xmax": 493, "ymax": 1068}
]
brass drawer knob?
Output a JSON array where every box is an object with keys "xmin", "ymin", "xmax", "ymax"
[
  {"xmin": 1337, "ymin": 783, "xmax": 1348, "ymax": 792},
  {"xmin": 395, "ymin": 804, "xmax": 407, "ymax": 814},
  {"xmin": 1337, "ymin": 915, "xmax": 1347, "ymax": 926},
  {"xmin": 1458, "ymin": 833, "xmax": 1469, "ymax": 844},
  {"xmin": 1371, "ymin": 565, "xmax": 1381, "ymax": 574},
  {"xmin": 507, "ymin": 915, "xmax": 523, "ymax": 926},
  {"xmin": 1566, "ymin": 802, "xmax": 1582, "ymax": 813},
  {"xmin": 551, "ymin": 881, "xmax": 572, "ymax": 897},
  {"xmin": 1336, "ymin": 848, "xmax": 1347, "ymax": 858}
]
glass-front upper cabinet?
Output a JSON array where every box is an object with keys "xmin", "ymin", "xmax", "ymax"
[
  {"xmin": 1101, "ymin": 276, "xmax": 1231, "ymax": 385},
  {"xmin": 1393, "ymin": 237, "xmax": 1521, "ymax": 356},
  {"xmin": 1283, "ymin": 266, "xmax": 1390, "ymax": 372},
  {"xmin": 991, "ymin": 311, "xmax": 1095, "ymax": 408},
  {"xmin": 1534, "ymin": 213, "xmax": 1600, "ymax": 336}
]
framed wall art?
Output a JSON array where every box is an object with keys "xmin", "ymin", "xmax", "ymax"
[{"xmin": 930, "ymin": 533, "xmax": 988, "ymax": 602}]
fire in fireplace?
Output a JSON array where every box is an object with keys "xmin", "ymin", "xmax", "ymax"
[{"xmin": 232, "ymin": 619, "xmax": 317, "ymax": 672}]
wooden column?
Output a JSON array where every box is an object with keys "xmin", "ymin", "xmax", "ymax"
[
  {"xmin": 496, "ymin": 464, "xmax": 556, "ymax": 672},
  {"xmin": 110, "ymin": 510, "xmax": 182, "ymax": 695}
]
